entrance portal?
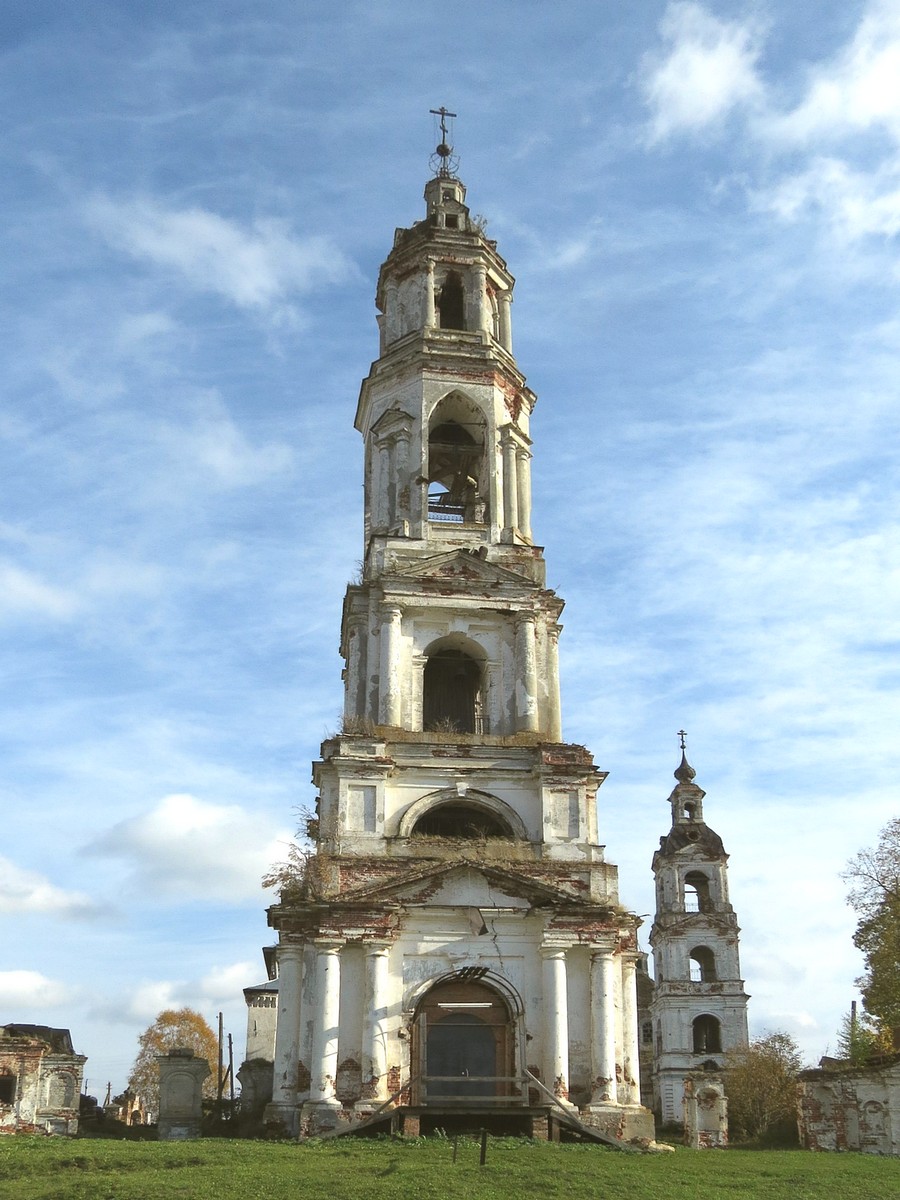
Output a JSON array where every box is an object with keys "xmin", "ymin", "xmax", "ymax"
[{"xmin": 415, "ymin": 977, "xmax": 517, "ymax": 1106}]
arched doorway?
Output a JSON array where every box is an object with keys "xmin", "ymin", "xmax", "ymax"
[{"xmin": 414, "ymin": 977, "xmax": 516, "ymax": 1105}]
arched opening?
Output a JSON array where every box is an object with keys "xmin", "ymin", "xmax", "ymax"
[
  {"xmin": 411, "ymin": 802, "xmax": 512, "ymax": 839},
  {"xmin": 414, "ymin": 976, "xmax": 515, "ymax": 1104},
  {"xmin": 423, "ymin": 648, "xmax": 482, "ymax": 733},
  {"xmin": 0, "ymin": 1074, "xmax": 15, "ymax": 1105},
  {"xmin": 689, "ymin": 946, "xmax": 717, "ymax": 983},
  {"xmin": 692, "ymin": 1015, "xmax": 722, "ymax": 1054},
  {"xmin": 427, "ymin": 416, "xmax": 485, "ymax": 524},
  {"xmin": 437, "ymin": 271, "xmax": 465, "ymax": 329},
  {"xmin": 684, "ymin": 871, "xmax": 712, "ymax": 912}
]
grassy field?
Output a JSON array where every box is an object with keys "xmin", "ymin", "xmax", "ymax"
[{"xmin": 2, "ymin": 1136, "xmax": 899, "ymax": 1200}]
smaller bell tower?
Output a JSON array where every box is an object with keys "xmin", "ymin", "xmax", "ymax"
[{"xmin": 649, "ymin": 736, "xmax": 750, "ymax": 1126}]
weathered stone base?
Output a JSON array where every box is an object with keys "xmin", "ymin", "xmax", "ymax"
[
  {"xmin": 581, "ymin": 1102, "xmax": 656, "ymax": 1143},
  {"xmin": 299, "ymin": 1098, "xmax": 347, "ymax": 1137},
  {"xmin": 263, "ymin": 1100, "xmax": 300, "ymax": 1138}
]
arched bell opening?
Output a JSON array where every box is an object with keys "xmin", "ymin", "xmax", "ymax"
[
  {"xmin": 692, "ymin": 1014, "xmax": 722, "ymax": 1054},
  {"xmin": 427, "ymin": 393, "xmax": 487, "ymax": 525},
  {"xmin": 684, "ymin": 870, "xmax": 712, "ymax": 913},
  {"xmin": 412, "ymin": 976, "xmax": 518, "ymax": 1106},
  {"xmin": 410, "ymin": 802, "xmax": 512, "ymax": 840},
  {"xmin": 689, "ymin": 945, "xmax": 717, "ymax": 983},
  {"xmin": 397, "ymin": 789, "xmax": 527, "ymax": 842},
  {"xmin": 423, "ymin": 648, "xmax": 483, "ymax": 733},
  {"xmin": 437, "ymin": 270, "xmax": 465, "ymax": 330}
]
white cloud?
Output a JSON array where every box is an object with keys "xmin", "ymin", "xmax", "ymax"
[
  {"xmin": 0, "ymin": 560, "xmax": 78, "ymax": 622},
  {"xmin": 762, "ymin": 2, "xmax": 900, "ymax": 145},
  {"xmin": 0, "ymin": 970, "xmax": 72, "ymax": 1008},
  {"xmin": 156, "ymin": 392, "xmax": 295, "ymax": 488},
  {"xmin": 754, "ymin": 156, "xmax": 900, "ymax": 243},
  {"xmin": 115, "ymin": 311, "xmax": 177, "ymax": 352},
  {"xmin": 85, "ymin": 193, "xmax": 358, "ymax": 324},
  {"xmin": 641, "ymin": 2, "xmax": 763, "ymax": 142},
  {"xmin": 0, "ymin": 855, "xmax": 100, "ymax": 918},
  {"xmin": 641, "ymin": 3, "xmax": 900, "ymax": 261},
  {"xmin": 96, "ymin": 962, "xmax": 257, "ymax": 1025},
  {"xmin": 86, "ymin": 794, "xmax": 289, "ymax": 902},
  {"xmin": 196, "ymin": 962, "xmax": 258, "ymax": 1004}
]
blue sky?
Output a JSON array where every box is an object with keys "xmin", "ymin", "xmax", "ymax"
[{"xmin": 3, "ymin": 0, "xmax": 900, "ymax": 1095}]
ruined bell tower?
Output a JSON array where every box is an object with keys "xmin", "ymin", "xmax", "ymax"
[
  {"xmin": 260, "ymin": 115, "xmax": 654, "ymax": 1142},
  {"xmin": 649, "ymin": 741, "xmax": 750, "ymax": 1125}
]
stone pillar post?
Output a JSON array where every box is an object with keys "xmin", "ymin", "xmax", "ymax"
[
  {"xmin": 359, "ymin": 943, "xmax": 391, "ymax": 1107},
  {"xmin": 502, "ymin": 433, "xmax": 519, "ymax": 536},
  {"xmin": 515, "ymin": 613, "xmax": 539, "ymax": 733},
  {"xmin": 379, "ymin": 605, "xmax": 403, "ymax": 727},
  {"xmin": 516, "ymin": 447, "xmax": 532, "ymax": 541},
  {"xmin": 621, "ymin": 953, "xmax": 641, "ymax": 1105},
  {"xmin": 270, "ymin": 944, "xmax": 304, "ymax": 1112},
  {"xmin": 308, "ymin": 940, "xmax": 343, "ymax": 1107},
  {"xmin": 541, "ymin": 945, "xmax": 569, "ymax": 1099},
  {"xmin": 589, "ymin": 948, "xmax": 618, "ymax": 1105},
  {"xmin": 499, "ymin": 291, "xmax": 512, "ymax": 352},
  {"xmin": 157, "ymin": 1050, "xmax": 210, "ymax": 1140},
  {"xmin": 424, "ymin": 258, "xmax": 436, "ymax": 329},
  {"xmin": 547, "ymin": 626, "xmax": 562, "ymax": 741}
]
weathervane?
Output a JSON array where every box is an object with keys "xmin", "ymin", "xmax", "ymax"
[{"xmin": 429, "ymin": 106, "xmax": 459, "ymax": 178}]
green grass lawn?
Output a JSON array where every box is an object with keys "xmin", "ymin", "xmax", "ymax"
[{"xmin": 2, "ymin": 1136, "xmax": 899, "ymax": 1200}]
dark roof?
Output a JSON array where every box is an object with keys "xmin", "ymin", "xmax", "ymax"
[
  {"xmin": 1, "ymin": 1025, "xmax": 76, "ymax": 1053},
  {"xmin": 657, "ymin": 823, "xmax": 725, "ymax": 858}
]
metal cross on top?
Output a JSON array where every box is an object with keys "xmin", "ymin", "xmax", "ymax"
[
  {"xmin": 677, "ymin": 729, "xmax": 687, "ymax": 751},
  {"xmin": 429, "ymin": 106, "xmax": 459, "ymax": 177},
  {"xmin": 430, "ymin": 106, "xmax": 457, "ymax": 152}
]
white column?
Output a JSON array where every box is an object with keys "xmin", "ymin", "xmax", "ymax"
[
  {"xmin": 379, "ymin": 604, "xmax": 402, "ymax": 727},
  {"xmin": 547, "ymin": 626, "xmax": 562, "ymax": 741},
  {"xmin": 384, "ymin": 278, "xmax": 399, "ymax": 343},
  {"xmin": 516, "ymin": 447, "xmax": 532, "ymax": 541},
  {"xmin": 621, "ymin": 954, "xmax": 641, "ymax": 1105},
  {"xmin": 376, "ymin": 440, "xmax": 390, "ymax": 530},
  {"xmin": 515, "ymin": 613, "xmax": 539, "ymax": 733},
  {"xmin": 424, "ymin": 259, "xmax": 436, "ymax": 328},
  {"xmin": 499, "ymin": 291, "xmax": 512, "ymax": 352},
  {"xmin": 309, "ymin": 940, "xmax": 342, "ymax": 1105},
  {"xmin": 343, "ymin": 620, "xmax": 363, "ymax": 722},
  {"xmin": 271, "ymin": 944, "xmax": 303, "ymax": 1108},
  {"xmin": 360, "ymin": 943, "xmax": 391, "ymax": 1103},
  {"xmin": 474, "ymin": 263, "xmax": 491, "ymax": 334},
  {"xmin": 590, "ymin": 948, "xmax": 618, "ymax": 1104},
  {"xmin": 394, "ymin": 432, "xmax": 410, "ymax": 528},
  {"xmin": 541, "ymin": 946, "xmax": 569, "ymax": 1099},
  {"xmin": 502, "ymin": 433, "xmax": 519, "ymax": 535}
]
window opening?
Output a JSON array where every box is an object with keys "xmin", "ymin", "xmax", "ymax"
[
  {"xmin": 692, "ymin": 1015, "xmax": 722, "ymax": 1054},
  {"xmin": 684, "ymin": 871, "xmax": 711, "ymax": 912},
  {"xmin": 423, "ymin": 648, "xmax": 482, "ymax": 732},
  {"xmin": 427, "ymin": 419, "xmax": 484, "ymax": 523},
  {"xmin": 438, "ymin": 271, "xmax": 465, "ymax": 329},
  {"xmin": 412, "ymin": 802, "xmax": 510, "ymax": 839},
  {"xmin": 0, "ymin": 1075, "xmax": 15, "ymax": 1105},
  {"xmin": 689, "ymin": 946, "xmax": 717, "ymax": 983}
]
